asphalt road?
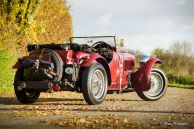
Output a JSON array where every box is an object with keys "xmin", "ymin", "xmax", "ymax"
[{"xmin": 0, "ymin": 87, "xmax": 193, "ymax": 129}]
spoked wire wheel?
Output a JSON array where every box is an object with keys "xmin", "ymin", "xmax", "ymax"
[
  {"xmin": 91, "ymin": 69, "xmax": 106, "ymax": 99},
  {"xmin": 137, "ymin": 68, "xmax": 168, "ymax": 101}
]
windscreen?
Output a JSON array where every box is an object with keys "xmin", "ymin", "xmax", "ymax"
[{"xmin": 70, "ymin": 36, "xmax": 116, "ymax": 47}]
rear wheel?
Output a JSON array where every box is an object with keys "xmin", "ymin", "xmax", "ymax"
[
  {"xmin": 81, "ymin": 62, "xmax": 108, "ymax": 105},
  {"xmin": 14, "ymin": 49, "xmax": 63, "ymax": 104},
  {"xmin": 137, "ymin": 68, "xmax": 167, "ymax": 101},
  {"xmin": 14, "ymin": 69, "xmax": 40, "ymax": 104}
]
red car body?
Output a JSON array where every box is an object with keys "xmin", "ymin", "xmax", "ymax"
[{"xmin": 13, "ymin": 36, "xmax": 167, "ymax": 105}]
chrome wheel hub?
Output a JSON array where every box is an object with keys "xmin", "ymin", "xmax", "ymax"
[
  {"xmin": 144, "ymin": 72, "xmax": 163, "ymax": 97},
  {"xmin": 91, "ymin": 70, "xmax": 105, "ymax": 99}
]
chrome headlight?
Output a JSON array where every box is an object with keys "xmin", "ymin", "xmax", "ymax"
[
  {"xmin": 139, "ymin": 55, "xmax": 150, "ymax": 63},
  {"xmin": 65, "ymin": 67, "xmax": 73, "ymax": 74}
]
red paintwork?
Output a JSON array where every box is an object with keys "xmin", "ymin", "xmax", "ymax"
[
  {"xmin": 107, "ymin": 52, "xmax": 120, "ymax": 90},
  {"xmin": 13, "ymin": 45, "xmax": 160, "ymax": 92},
  {"xmin": 66, "ymin": 50, "xmax": 75, "ymax": 63},
  {"xmin": 76, "ymin": 52, "xmax": 97, "ymax": 66},
  {"xmin": 75, "ymin": 50, "xmax": 136, "ymax": 91},
  {"xmin": 131, "ymin": 57, "xmax": 161, "ymax": 92},
  {"xmin": 55, "ymin": 50, "xmax": 77, "ymax": 64},
  {"xmin": 107, "ymin": 52, "xmax": 135, "ymax": 91},
  {"xmin": 121, "ymin": 53, "xmax": 135, "ymax": 90},
  {"xmin": 75, "ymin": 51, "xmax": 160, "ymax": 92}
]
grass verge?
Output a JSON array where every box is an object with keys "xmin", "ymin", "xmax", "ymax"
[
  {"xmin": 0, "ymin": 51, "xmax": 16, "ymax": 93},
  {"xmin": 168, "ymin": 83, "xmax": 194, "ymax": 89}
]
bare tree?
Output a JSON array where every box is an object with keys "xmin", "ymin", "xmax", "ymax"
[{"xmin": 169, "ymin": 40, "xmax": 193, "ymax": 56}]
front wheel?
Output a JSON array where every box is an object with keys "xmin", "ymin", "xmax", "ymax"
[
  {"xmin": 81, "ymin": 62, "xmax": 108, "ymax": 105},
  {"xmin": 137, "ymin": 68, "xmax": 168, "ymax": 101}
]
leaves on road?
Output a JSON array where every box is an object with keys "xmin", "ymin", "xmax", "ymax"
[{"xmin": 41, "ymin": 115, "xmax": 161, "ymax": 129}]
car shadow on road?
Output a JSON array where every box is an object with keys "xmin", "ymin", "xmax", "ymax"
[
  {"xmin": 0, "ymin": 97, "xmax": 142, "ymax": 105},
  {"xmin": 0, "ymin": 97, "xmax": 86, "ymax": 105},
  {"xmin": 0, "ymin": 97, "xmax": 20, "ymax": 105},
  {"xmin": 105, "ymin": 98, "xmax": 142, "ymax": 102}
]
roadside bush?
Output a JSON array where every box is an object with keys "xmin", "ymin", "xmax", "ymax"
[
  {"xmin": 167, "ymin": 73, "xmax": 194, "ymax": 85},
  {"xmin": 0, "ymin": 0, "xmax": 72, "ymax": 92}
]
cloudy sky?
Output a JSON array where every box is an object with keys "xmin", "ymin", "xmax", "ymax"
[{"xmin": 67, "ymin": 0, "xmax": 194, "ymax": 54}]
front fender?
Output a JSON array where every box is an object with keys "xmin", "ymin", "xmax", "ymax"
[
  {"xmin": 80, "ymin": 54, "xmax": 104, "ymax": 67},
  {"xmin": 80, "ymin": 53, "xmax": 111, "ymax": 85},
  {"xmin": 131, "ymin": 57, "xmax": 161, "ymax": 91}
]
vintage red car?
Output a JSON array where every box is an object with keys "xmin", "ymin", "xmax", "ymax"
[{"xmin": 13, "ymin": 36, "xmax": 167, "ymax": 105}]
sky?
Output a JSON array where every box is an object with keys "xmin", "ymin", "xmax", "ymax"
[{"xmin": 67, "ymin": 0, "xmax": 194, "ymax": 54}]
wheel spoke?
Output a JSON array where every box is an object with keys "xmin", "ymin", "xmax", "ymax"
[
  {"xmin": 144, "ymin": 71, "xmax": 164, "ymax": 97},
  {"xmin": 91, "ymin": 70, "xmax": 105, "ymax": 99}
]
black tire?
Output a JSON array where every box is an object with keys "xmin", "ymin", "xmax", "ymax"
[
  {"xmin": 81, "ymin": 62, "xmax": 108, "ymax": 105},
  {"xmin": 14, "ymin": 69, "xmax": 40, "ymax": 104},
  {"xmin": 137, "ymin": 68, "xmax": 168, "ymax": 101}
]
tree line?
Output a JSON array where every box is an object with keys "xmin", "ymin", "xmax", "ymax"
[
  {"xmin": 151, "ymin": 40, "xmax": 194, "ymax": 76},
  {"xmin": 0, "ymin": 0, "xmax": 72, "ymax": 54}
]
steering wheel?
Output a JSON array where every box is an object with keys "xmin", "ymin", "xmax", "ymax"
[
  {"xmin": 81, "ymin": 44, "xmax": 97, "ymax": 53},
  {"xmin": 92, "ymin": 41, "xmax": 113, "ymax": 59}
]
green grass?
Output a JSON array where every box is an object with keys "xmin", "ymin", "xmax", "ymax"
[
  {"xmin": 0, "ymin": 51, "xmax": 16, "ymax": 93},
  {"xmin": 168, "ymin": 83, "xmax": 194, "ymax": 89},
  {"xmin": 167, "ymin": 73, "xmax": 194, "ymax": 85}
]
